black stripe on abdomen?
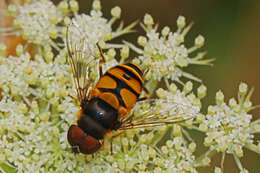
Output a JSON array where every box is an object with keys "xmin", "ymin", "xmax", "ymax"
[
  {"xmin": 115, "ymin": 65, "xmax": 143, "ymax": 87},
  {"xmin": 125, "ymin": 63, "xmax": 143, "ymax": 77},
  {"xmin": 98, "ymin": 72, "xmax": 140, "ymax": 108}
]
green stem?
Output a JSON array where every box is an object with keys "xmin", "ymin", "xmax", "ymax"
[
  {"xmin": 245, "ymin": 143, "xmax": 260, "ymax": 154},
  {"xmin": 195, "ymin": 149, "xmax": 216, "ymax": 167},
  {"xmin": 233, "ymin": 153, "xmax": 244, "ymax": 171},
  {"xmin": 182, "ymin": 128, "xmax": 194, "ymax": 143},
  {"xmin": 221, "ymin": 152, "xmax": 226, "ymax": 171},
  {"xmin": 163, "ymin": 77, "xmax": 170, "ymax": 90},
  {"xmin": 0, "ymin": 162, "xmax": 17, "ymax": 173}
]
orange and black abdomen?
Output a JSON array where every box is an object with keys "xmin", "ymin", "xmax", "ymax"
[{"xmin": 95, "ymin": 63, "xmax": 144, "ymax": 112}]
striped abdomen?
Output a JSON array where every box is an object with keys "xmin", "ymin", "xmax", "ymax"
[{"xmin": 93, "ymin": 63, "xmax": 144, "ymax": 114}]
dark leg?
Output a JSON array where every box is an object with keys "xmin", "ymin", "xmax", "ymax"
[
  {"xmin": 110, "ymin": 131, "xmax": 124, "ymax": 155},
  {"xmin": 96, "ymin": 44, "xmax": 106, "ymax": 78},
  {"xmin": 137, "ymin": 86, "xmax": 150, "ymax": 101}
]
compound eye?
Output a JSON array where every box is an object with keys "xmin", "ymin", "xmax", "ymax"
[{"xmin": 79, "ymin": 135, "xmax": 101, "ymax": 154}]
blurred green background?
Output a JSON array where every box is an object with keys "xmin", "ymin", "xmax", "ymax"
[{"xmin": 53, "ymin": 0, "xmax": 260, "ymax": 172}]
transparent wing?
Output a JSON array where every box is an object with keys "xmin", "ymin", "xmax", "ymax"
[
  {"xmin": 118, "ymin": 99, "xmax": 199, "ymax": 130},
  {"xmin": 66, "ymin": 21, "xmax": 96, "ymax": 103}
]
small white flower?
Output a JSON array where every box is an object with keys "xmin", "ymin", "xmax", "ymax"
[
  {"xmin": 14, "ymin": 0, "xmax": 63, "ymax": 46},
  {"xmin": 127, "ymin": 15, "xmax": 213, "ymax": 82}
]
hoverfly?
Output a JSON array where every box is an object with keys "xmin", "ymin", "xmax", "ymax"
[{"xmin": 66, "ymin": 22, "xmax": 197, "ymax": 154}]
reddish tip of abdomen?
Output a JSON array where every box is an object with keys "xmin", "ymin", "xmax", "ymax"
[
  {"xmin": 80, "ymin": 135, "xmax": 101, "ymax": 154},
  {"xmin": 67, "ymin": 125, "xmax": 101, "ymax": 154}
]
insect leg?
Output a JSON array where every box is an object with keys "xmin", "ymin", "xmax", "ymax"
[
  {"xmin": 100, "ymin": 139, "xmax": 105, "ymax": 150},
  {"xmin": 96, "ymin": 43, "xmax": 106, "ymax": 78},
  {"xmin": 110, "ymin": 131, "xmax": 125, "ymax": 155},
  {"xmin": 137, "ymin": 86, "xmax": 150, "ymax": 102}
]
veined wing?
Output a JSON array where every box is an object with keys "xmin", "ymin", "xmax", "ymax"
[
  {"xmin": 118, "ymin": 99, "xmax": 199, "ymax": 130},
  {"xmin": 66, "ymin": 21, "xmax": 96, "ymax": 103}
]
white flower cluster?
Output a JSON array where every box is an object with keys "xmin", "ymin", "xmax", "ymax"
[
  {"xmin": 202, "ymin": 83, "xmax": 254, "ymax": 157},
  {"xmin": 0, "ymin": 53, "xmax": 90, "ymax": 172},
  {"xmin": 98, "ymin": 137, "xmax": 198, "ymax": 173},
  {"xmin": 128, "ymin": 14, "xmax": 213, "ymax": 82},
  {"xmin": 72, "ymin": 12, "xmax": 112, "ymax": 45},
  {"xmin": 0, "ymin": 55, "xmax": 202, "ymax": 172},
  {"xmin": 13, "ymin": 0, "xmax": 63, "ymax": 46}
]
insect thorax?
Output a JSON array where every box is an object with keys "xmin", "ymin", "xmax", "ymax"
[{"xmin": 78, "ymin": 98, "xmax": 119, "ymax": 140}]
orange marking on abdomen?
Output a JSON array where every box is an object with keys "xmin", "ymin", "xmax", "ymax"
[
  {"xmin": 77, "ymin": 108, "xmax": 84, "ymax": 119},
  {"xmin": 98, "ymin": 92, "xmax": 119, "ymax": 109},
  {"xmin": 95, "ymin": 75, "xmax": 117, "ymax": 89},
  {"xmin": 120, "ymin": 88, "xmax": 137, "ymax": 109},
  {"xmin": 107, "ymin": 68, "xmax": 142, "ymax": 95}
]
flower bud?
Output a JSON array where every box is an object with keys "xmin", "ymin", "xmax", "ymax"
[
  {"xmin": 166, "ymin": 140, "xmax": 174, "ymax": 148},
  {"xmin": 208, "ymin": 105, "xmax": 216, "ymax": 115},
  {"xmin": 137, "ymin": 36, "xmax": 147, "ymax": 47},
  {"xmin": 197, "ymin": 84, "xmax": 207, "ymax": 99},
  {"xmin": 49, "ymin": 13, "xmax": 59, "ymax": 24},
  {"xmin": 176, "ymin": 55, "xmax": 188, "ymax": 67},
  {"xmin": 44, "ymin": 51, "xmax": 54, "ymax": 63},
  {"xmin": 40, "ymin": 112, "xmax": 50, "ymax": 122},
  {"xmin": 243, "ymin": 101, "xmax": 252, "ymax": 111},
  {"xmin": 92, "ymin": 0, "xmax": 101, "ymax": 11},
  {"xmin": 195, "ymin": 35, "xmax": 205, "ymax": 48},
  {"xmin": 48, "ymin": 27, "xmax": 58, "ymax": 39},
  {"xmin": 169, "ymin": 83, "xmax": 177, "ymax": 94},
  {"xmin": 188, "ymin": 142, "xmax": 196, "ymax": 153},
  {"xmin": 144, "ymin": 14, "xmax": 154, "ymax": 25},
  {"xmin": 58, "ymin": 1, "xmax": 69, "ymax": 13},
  {"xmin": 239, "ymin": 82, "xmax": 248, "ymax": 95},
  {"xmin": 216, "ymin": 90, "xmax": 224, "ymax": 104},
  {"xmin": 204, "ymin": 136, "xmax": 213, "ymax": 146},
  {"xmin": 196, "ymin": 113, "xmax": 205, "ymax": 123},
  {"xmin": 177, "ymin": 16, "xmax": 186, "ymax": 29},
  {"xmin": 184, "ymin": 81, "xmax": 193, "ymax": 94},
  {"xmin": 156, "ymin": 88, "xmax": 168, "ymax": 99},
  {"xmin": 69, "ymin": 0, "xmax": 79, "ymax": 12},
  {"xmin": 144, "ymin": 45, "xmax": 153, "ymax": 55},
  {"xmin": 64, "ymin": 17, "xmax": 71, "ymax": 26},
  {"xmin": 175, "ymin": 34, "xmax": 184, "ymax": 45},
  {"xmin": 57, "ymin": 104, "xmax": 66, "ymax": 113},
  {"xmin": 199, "ymin": 123, "xmax": 208, "ymax": 132},
  {"xmin": 111, "ymin": 6, "xmax": 121, "ymax": 18},
  {"xmin": 161, "ymin": 145, "xmax": 168, "ymax": 154},
  {"xmin": 214, "ymin": 167, "xmax": 222, "ymax": 173},
  {"xmin": 228, "ymin": 98, "xmax": 237, "ymax": 109},
  {"xmin": 161, "ymin": 26, "xmax": 170, "ymax": 37},
  {"xmin": 120, "ymin": 45, "xmax": 129, "ymax": 59},
  {"xmin": 19, "ymin": 103, "xmax": 28, "ymax": 114},
  {"xmin": 107, "ymin": 48, "xmax": 116, "ymax": 59}
]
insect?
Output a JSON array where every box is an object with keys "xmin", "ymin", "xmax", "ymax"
[{"xmin": 66, "ymin": 22, "xmax": 196, "ymax": 155}]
